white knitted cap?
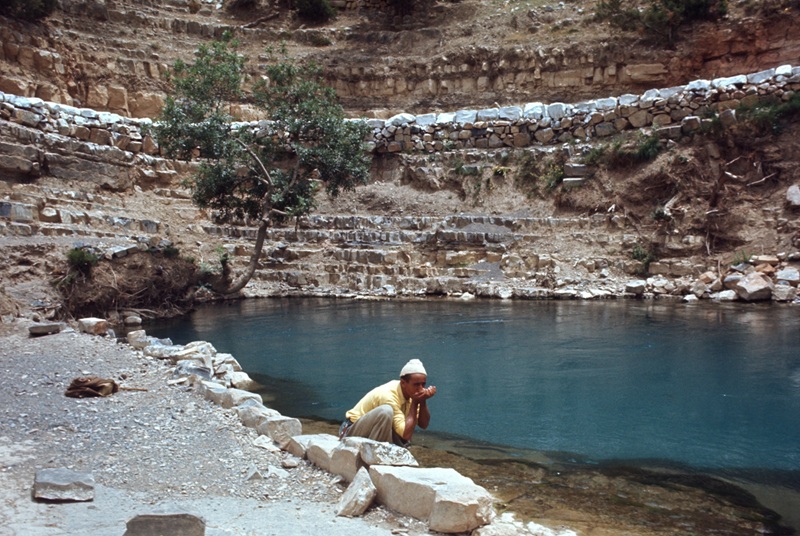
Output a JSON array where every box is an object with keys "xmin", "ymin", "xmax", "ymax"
[{"xmin": 400, "ymin": 359, "xmax": 427, "ymax": 377}]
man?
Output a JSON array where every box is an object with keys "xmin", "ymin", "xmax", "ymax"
[{"xmin": 339, "ymin": 359, "xmax": 437, "ymax": 447}]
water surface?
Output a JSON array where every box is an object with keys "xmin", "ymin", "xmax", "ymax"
[{"xmin": 147, "ymin": 298, "xmax": 800, "ymax": 474}]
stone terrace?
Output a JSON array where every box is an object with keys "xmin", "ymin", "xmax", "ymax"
[{"xmin": 2, "ymin": 65, "xmax": 799, "ymax": 302}]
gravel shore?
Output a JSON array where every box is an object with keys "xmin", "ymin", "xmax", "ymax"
[{"xmin": 0, "ymin": 320, "xmax": 430, "ymax": 536}]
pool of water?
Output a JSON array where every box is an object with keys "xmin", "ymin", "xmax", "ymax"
[{"xmin": 147, "ymin": 298, "xmax": 800, "ymax": 474}]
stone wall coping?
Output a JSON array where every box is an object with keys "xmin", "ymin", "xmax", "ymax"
[{"xmin": 1, "ymin": 64, "xmax": 798, "ymax": 155}]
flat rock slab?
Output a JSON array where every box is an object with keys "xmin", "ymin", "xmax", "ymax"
[
  {"xmin": 124, "ymin": 512, "xmax": 205, "ymax": 536},
  {"xmin": 34, "ymin": 467, "xmax": 95, "ymax": 502},
  {"xmin": 369, "ymin": 465, "xmax": 495, "ymax": 533},
  {"xmin": 28, "ymin": 322, "xmax": 63, "ymax": 336}
]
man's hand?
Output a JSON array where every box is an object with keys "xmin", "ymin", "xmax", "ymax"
[{"xmin": 413, "ymin": 385, "xmax": 437, "ymax": 403}]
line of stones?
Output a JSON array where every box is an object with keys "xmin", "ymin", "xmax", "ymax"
[{"xmin": 1, "ymin": 65, "xmax": 798, "ymax": 158}]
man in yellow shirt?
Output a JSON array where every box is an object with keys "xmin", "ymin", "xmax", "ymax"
[{"xmin": 340, "ymin": 359, "xmax": 437, "ymax": 447}]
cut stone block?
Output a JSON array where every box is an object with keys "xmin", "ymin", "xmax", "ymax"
[
  {"xmin": 221, "ymin": 388, "xmax": 262, "ymax": 409},
  {"xmin": 124, "ymin": 512, "xmax": 205, "ymax": 536},
  {"xmin": 235, "ymin": 404, "xmax": 281, "ymax": 429},
  {"xmin": 33, "ymin": 468, "xmax": 95, "ymax": 502},
  {"xmin": 256, "ymin": 416, "xmax": 302, "ymax": 448},
  {"xmin": 284, "ymin": 433, "xmax": 331, "ymax": 459},
  {"xmin": 331, "ymin": 439, "xmax": 367, "ymax": 482},
  {"xmin": 305, "ymin": 434, "xmax": 342, "ymax": 472},
  {"xmin": 28, "ymin": 322, "xmax": 63, "ymax": 336},
  {"xmin": 369, "ymin": 466, "xmax": 495, "ymax": 534},
  {"xmin": 336, "ymin": 467, "xmax": 377, "ymax": 517},
  {"xmin": 360, "ymin": 440, "xmax": 418, "ymax": 467},
  {"xmin": 198, "ymin": 380, "xmax": 228, "ymax": 406}
]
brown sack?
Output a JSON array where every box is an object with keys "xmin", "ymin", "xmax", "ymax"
[{"xmin": 65, "ymin": 376, "xmax": 120, "ymax": 398}]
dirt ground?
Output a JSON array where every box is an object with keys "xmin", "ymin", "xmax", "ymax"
[{"xmin": 0, "ymin": 319, "xmax": 432, "ymax": 535}]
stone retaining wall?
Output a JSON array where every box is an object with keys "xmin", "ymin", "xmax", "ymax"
[{"xmin": 1, "ymin": 64, "xmax": 798, "ymax": 163}]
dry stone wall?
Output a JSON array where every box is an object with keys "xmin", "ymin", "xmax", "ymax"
[
  {"xmin": 364, "ymin": 65, "xmax": 800, "ymax": 152},
  {"xmin": 2, "ymin": 64, "xmax": 798, "ymax": 159}
]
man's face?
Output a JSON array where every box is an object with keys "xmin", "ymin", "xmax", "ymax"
[{"xmin": 400, "ymin": 373, "xmax": 427, "ymax": 399}]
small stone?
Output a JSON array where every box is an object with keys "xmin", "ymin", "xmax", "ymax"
[
  {"xmin": 245, "ymin": 466, "xmax": 264, "ymax": 480},
  {"xmin": 281, "ymin": 456, "xmax": 301, "ymax": 469},
  {"xmin": 77, "ymin": 317, "xmax": 108, "ymax": 335},
  {"xmin": 124, "ymin": 512, "xmax": 205, "ymax": 536}
]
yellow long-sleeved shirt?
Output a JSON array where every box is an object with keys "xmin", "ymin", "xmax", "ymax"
[{"xmin": 345, "ymin": 379, "xmax": 413, "ymax": 437}]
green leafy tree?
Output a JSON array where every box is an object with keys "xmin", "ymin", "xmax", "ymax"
[
  {"xmin": 595, "ymin": 0, "xmax": 727, "ymax": 45},
  {"xmin": 0, "ymin": 0, "xmax": 58, "ymax": 21},
  {"xmin": 295, "ymin": 0, "xmax": 336, "ymax": 23},
  {"xmin": 152, "ymin": 36, "xmax": 371, "ymax": 294}
]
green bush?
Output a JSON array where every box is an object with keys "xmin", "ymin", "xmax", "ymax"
[
  {"xmin": 162, "ymin": 245, "xmax": 181, "ymax": 258},
  {"xmin": 542, "ymin": 160, "xmax": 565, "ymax": 191},
  {"xmin": 295, "ymin": 0, "xmax": 336, "ymax": 23},
  {"xmin": 515, "ymin": 152, "xmax": 540, "ymax": 194},
  {"xmin": 631, "ymin": 243, "xmax": 656, "ymax": 275},
  {"xmin": 67, "ymin": 248, "xmax": 99, "ymax": 277},
  {"xmin": 595, "ymin": 0, "xmax": 727, "ymax": 45},
  {"xmin": 226, "ymin": 0, "xmax": 259, "ymax": 9},
  {"xmin": 514, "ymin": 152, "xmax": 566, "ymax": 193},
  {"xmin": 0, "ymin": 0, "xmax": 57, "ymax": 21},
  {"xmin": 584, "ymin": 134, "xmax": 662, "ymax": 170},
  {"xmin": 737, "ymin": 93, "xmax": 800, "ymax": 134}
]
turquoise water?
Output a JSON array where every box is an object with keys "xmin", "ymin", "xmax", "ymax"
[{"xmin": 147, "ymin": 298, "xmax": 800, "ymax": 473}]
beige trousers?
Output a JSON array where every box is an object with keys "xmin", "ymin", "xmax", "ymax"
[{"xmin": 344, "ymin": 404, "xmax": 408, "ymax": 447}]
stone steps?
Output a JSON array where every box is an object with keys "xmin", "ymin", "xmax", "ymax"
[{"xmin": 203, "ymin": 214, "xmax": 631, "ymax": 251}]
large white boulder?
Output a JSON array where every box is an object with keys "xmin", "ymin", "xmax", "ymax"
[
  {"xmin": 369, "ymin": 466, "xmax": 495, "ymax": 533},
  {"xmin": 734, "ymin": 272, "xmax": 774, "ymax": 301},
  {"xmin": 256, "ymin": 416, "xmax": 302, "ymax": 448}
]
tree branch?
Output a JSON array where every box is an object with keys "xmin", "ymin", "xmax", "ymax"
[{"xmin": 235, "ymin": 138, "xmax": 273, "ymax": 189}]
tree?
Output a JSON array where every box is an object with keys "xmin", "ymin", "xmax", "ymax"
[
  {"xmin": 151, "ymin": 35, "xmax": 371, "ymax": 295},
  {"xmin": 0, "ymin": 0, "xmax": 58, "ymax": 21},
  {"xmin": 594, "ymin": 0, "xmax": 727, "ymax": 45}
]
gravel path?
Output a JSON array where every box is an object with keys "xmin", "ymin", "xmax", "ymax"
[{"xmin": 0, "ymin": 320, "xmax": 430, "ymax": 536}]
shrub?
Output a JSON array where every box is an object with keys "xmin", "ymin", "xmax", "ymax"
[
  {"xmin": 295, "ymin": 0, "xmax": 336, "ymax": 23},
  {"xmin": 737, "ymin": 93, "xmax": 800, "ymax": 134},
  {"xmin": 583, "ymin": 145, "xmax": 609, "ymax": 167},
  {"xmin": 514, "ymin": 152, "xmax": 539, "ymax": 195},
  {"xmin": 631, "ymin": 243, "xmax": 656, "ymax": 274},
  {"xmin": 731, "ymin": 249, "xmax": 751, "ymax": 265},
  {"xmin": 602, "ymin": 134, "xmax": 662, "ymax": 169},
  {"xmin": 514, "ymin": 152, "xmax": 566, "ymax": 193},
  {"xmin": 0, "ymin": 0, "xmax": 57, "ymax": 21},
  {"xmin": 493, "ymin": 165, "xmax": 512, "ymax": 177},
  {"xmin": 67, "ymin": 248, "xmax": 99, "ymax": 277},
  {"xmin": 594, "ymin": 0, "xmax": 641, "ymax": 27},
  {"xmin": 595, "ymin": 0, "xmax": 727, "ymax": 45},
  {"xmin": 226, "ymin": 0, "xmax": 259, "ymax": 9},
  {"xmin": 542, "ymin": 160, "xmax": 565, "ymax": 191},
  {"xmin": 453, "ymin": 159, "xmax": 480, "ymax": 176},
  {"xmin": 162, "ymin": 245, "xmax": 181, "ymax": 258}
]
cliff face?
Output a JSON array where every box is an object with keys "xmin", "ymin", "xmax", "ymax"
[
  {"xmin": 1, "ymin": 0, "xmax": 799, "ymax": 318},
  {"xmin": 2, "ymin": 0, "xmax": 800, "ymax": 116}
]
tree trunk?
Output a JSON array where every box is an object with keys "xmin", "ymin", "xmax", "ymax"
[{"xmin": 220, "ymin": 219, "xmax": 269, "ymax": 295}]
